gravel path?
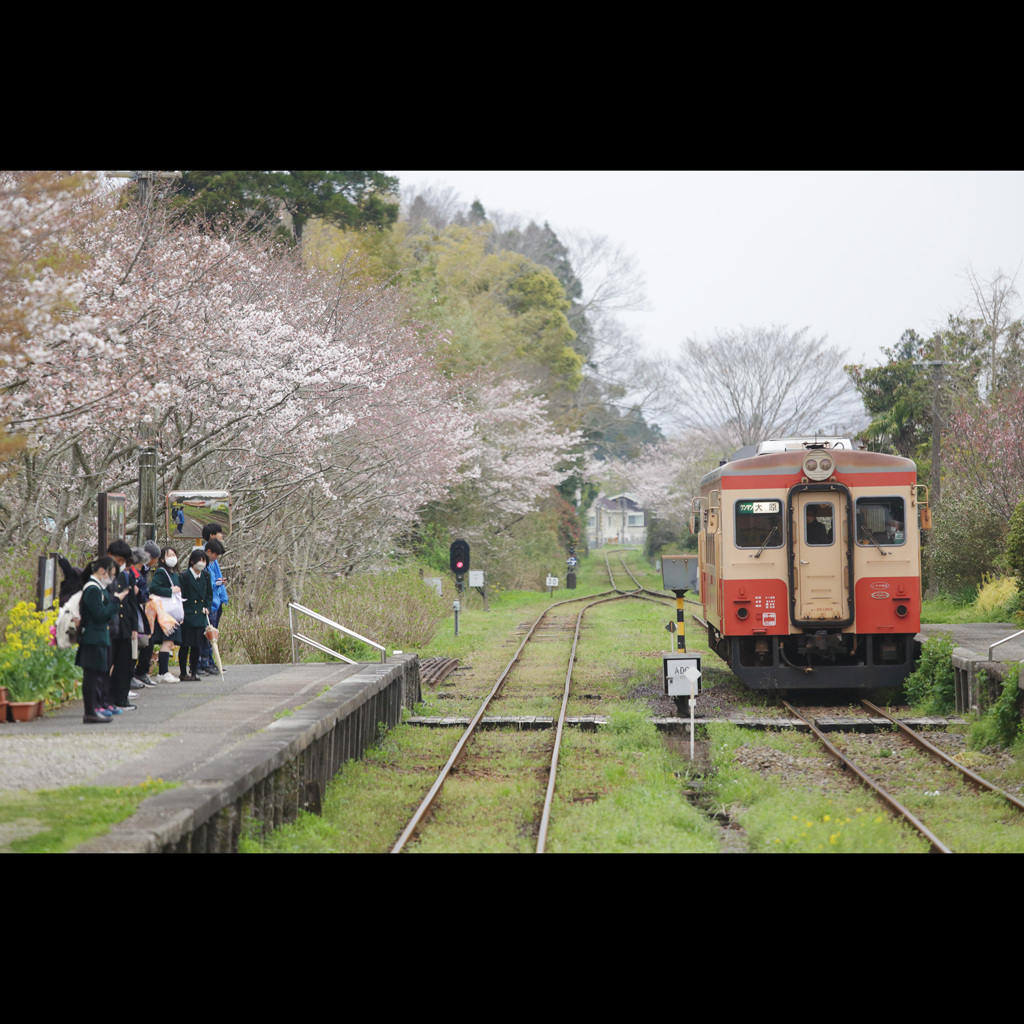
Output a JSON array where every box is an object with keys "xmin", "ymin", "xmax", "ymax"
[{"xmin": 0, "ymin": 733, "xmax": 163, "ymax": 791}]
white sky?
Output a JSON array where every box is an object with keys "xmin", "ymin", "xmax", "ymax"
[{"xmin": 391, "ymin": 171, "xmax": 1024, "ymax": 369}]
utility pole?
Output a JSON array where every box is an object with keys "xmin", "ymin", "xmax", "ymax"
[
  {"xmin": 105, "ymin": 171, "xmax": 180, "ymax": 545},
  {"xmin": 914, "ymin": 352, "xmax": 948, "ymax": 510},
  {"xmin": 915, "ymin": 342, "xmax": 947, "ymax": 601}
]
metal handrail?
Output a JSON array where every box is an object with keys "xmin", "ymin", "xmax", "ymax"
[
  {"xmin": 988, "ymin": 627, "xmax": 1024, "ymax": 661},
  {"xmin": 287, "ymin": 602, "xmax": 386, "ymax": 665}
]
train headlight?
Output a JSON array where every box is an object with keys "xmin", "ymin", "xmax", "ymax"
[{"xmin": 803, "ymin": 453, "xmax": 835, "ymax": 481}]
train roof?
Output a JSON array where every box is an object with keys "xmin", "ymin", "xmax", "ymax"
[
  {"xmin": 700, "ymin": 446, "xmax": 916, "ymax": 489},
  {"xmin": 755, "ymin": 436, "xmax": 860, "ymax": 454}
]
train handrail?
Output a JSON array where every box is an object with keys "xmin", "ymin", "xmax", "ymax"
[
  {"xmin": 988, "ymin": 627, "xmax": 1024, "ymax": 661},
  {"xmin": 287, "ymin": 601, "xmax": 387, "ymax": 665}
]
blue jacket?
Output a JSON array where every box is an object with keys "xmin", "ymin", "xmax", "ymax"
[{"xmin": 206, "ymin": 559, "xmax": 228, "ymax": 614}]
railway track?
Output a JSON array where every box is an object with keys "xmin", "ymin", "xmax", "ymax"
[
  {"xmin": 782, "ymin": 698, "xmax": 1024, "ymax": 853},
  {"xmin": 391, "ymin": 552, "xmax": 671, "ymax": 854}
]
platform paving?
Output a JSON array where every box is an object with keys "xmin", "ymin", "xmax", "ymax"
[
  {"xmin": 0, "ymin": 662, "xmax": 363, "ymax": 793},
  {"xmin": 918, "ymin": 623, "xmax": 1024, "ymax": 662}
]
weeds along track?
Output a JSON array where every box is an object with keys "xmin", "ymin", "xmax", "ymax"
[
  {"xmin": 783, "ymin": 699, "xmax": 1024, "ymax": 853},
  {"xmin": 391, "ymin": 568, "xmax": 670, "ymax": 854}
]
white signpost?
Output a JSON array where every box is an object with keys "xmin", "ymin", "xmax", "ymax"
[{"xmin": 663, "ymin": 652, "xmax": 703, "ymax": 759}]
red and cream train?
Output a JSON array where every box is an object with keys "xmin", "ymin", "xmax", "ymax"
[{"xmin": 693, "ymin": 437, "xmax": 930, "ymax": 689}]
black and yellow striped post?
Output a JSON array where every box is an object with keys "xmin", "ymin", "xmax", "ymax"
[{"xmin": 675, "ymin": 590, "xmax": 686, "ymax": 652}]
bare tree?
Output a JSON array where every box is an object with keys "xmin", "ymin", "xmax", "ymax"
[
  {"xmin": 961, "ymin": 262, "xmax": 1023, "ymax": 397},
  {"xmin": 674, "ymin": 325, "xmax": 865, "ymax": 453},
  {"xmin": 401, "ymin": 182, "xmax": 465, "ymax": 231}
]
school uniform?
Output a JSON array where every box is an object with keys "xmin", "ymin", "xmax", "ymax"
[
  {"xmin": 110, "ymin": 565, "xmax": 141, "ymax": 707},
  {"xmin": 149, "ymin": 565, "xmax": 181, "ymax": 646},
  {"xmin": 178, "ymin": 566, "xmax": 213, "ymax": 679},
  {"xmin": 76, "ymin": 578, "xmax": 115, "ymax": 719}
]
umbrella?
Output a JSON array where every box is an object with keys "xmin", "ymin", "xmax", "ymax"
[{"xmin": 205, "ymin": 613, "xmax": 224, "ymax": 680}]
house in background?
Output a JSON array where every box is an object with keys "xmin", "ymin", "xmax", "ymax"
[{"xmin": 586, "ymin": 493, "xmax": 647, "ymax": 548}]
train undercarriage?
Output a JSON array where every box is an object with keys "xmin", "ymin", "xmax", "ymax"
[{"xmin": 709, "ymin": 624, "xmax": 918, "ymax": 690}]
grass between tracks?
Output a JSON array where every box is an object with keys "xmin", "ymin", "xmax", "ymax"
[
  {"xmin": 701, "ymin": 724, "xmax": 931, "ymax": 853},
  {"xmin": 240, "ymin": 548, "xmax": 717, "ymax": 853}
]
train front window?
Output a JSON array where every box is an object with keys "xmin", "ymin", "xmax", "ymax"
[
  {"xmin": 855, "ymin": 497, "xmax": 906, "ymax": 546},
  {"xmin": 805, "ymin": 501, "xmax": 835, "ymax": 546},
  {"xmin": 735, "ymin": 499, "xmax": 783, "ymax": 548}
]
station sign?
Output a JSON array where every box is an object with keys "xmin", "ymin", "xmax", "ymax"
[{"xmin": 737, "ymin": 501, "xmax": 780, "ymax": 514}]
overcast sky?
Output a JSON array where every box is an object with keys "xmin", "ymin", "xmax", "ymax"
[{"xmin": 391, "ymin": 171, "xmax": 1024, "ymax": 369}]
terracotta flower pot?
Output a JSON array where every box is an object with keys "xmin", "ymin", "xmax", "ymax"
[
  {"xmin": 9, "ymin": 700, "xmax": 41, "ymax": 722},
  {"xmin": 0, "ymin": 699, "xmax": 8, "ymax": 723}
]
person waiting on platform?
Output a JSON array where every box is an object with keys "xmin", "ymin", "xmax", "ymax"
[{"xmin": 178, "ymin": 547, "xmax": 213, "ymax": 682}]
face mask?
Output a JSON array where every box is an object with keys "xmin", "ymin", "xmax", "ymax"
[
  {"xmin": 165, "ymin": 556, "xmax": 177, "ymax": 567},
  {"xmin": 195, "ymin": 562, "xmax": 207, "ymax": 573}
]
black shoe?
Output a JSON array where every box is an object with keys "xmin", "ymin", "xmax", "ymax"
[
  {"xmin": 116, "ymin": 703, "xmax": 138, "ymax": 711},
  {"xmin": 84, "ymin": 713, "xmax": 113, "ymax": 724}
]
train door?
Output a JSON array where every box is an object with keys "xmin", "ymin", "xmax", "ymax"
[{"xmin": 791, "ymin": 491, "xmax": 851, "ymax": 626}]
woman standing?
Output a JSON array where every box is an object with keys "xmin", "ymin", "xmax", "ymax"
[
  {"xmin": 76, "ymin": 556, "xmax": 120, "ymax": 724},
  {"xmin": 149, "ymin": 547, "xmax": 182, "ymax": 682},
  {"xmin": 107, "ymin": 539, "xmax": 140, "ymax": 710},
  {"xmin": 178, "ymin": 548, "xmax": 213, "ymax": 682}
]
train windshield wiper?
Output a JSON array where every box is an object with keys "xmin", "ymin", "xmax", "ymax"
[
  {"xmin": 753, "ymin": 523, "xmax": 779, "ymax": 559},
  {"xmin": 858, "ymin": 523, "xmax": 889, "ymax": 556}
]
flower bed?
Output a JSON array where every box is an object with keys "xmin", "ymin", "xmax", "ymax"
[{"xmin": 0, "ymin": 601, "xmax": 82, "ymax": 716}]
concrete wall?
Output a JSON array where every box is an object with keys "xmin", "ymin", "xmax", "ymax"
[
  {"xmin": 952, "ymin": 649, "xmax": 1021, "ymax": 715},
  {"xmin": 76, "ymin": 654, "xmax": 420, "ymax": 853}
]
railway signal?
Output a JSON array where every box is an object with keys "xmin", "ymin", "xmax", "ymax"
[{"xmin": 449, "ymin": 539, "xmax": 469, "ymax": 574}]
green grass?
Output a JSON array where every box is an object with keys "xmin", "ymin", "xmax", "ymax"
[
  {"xmin": 546, "ymin": 710, "xmax": 719, "ymax": 853},
  {"xmin": 702, "ymin": 723, "xmax": 930, "ymax": 853},
  {"xmin": 0, "ymin": 778, "xmax": 176, "ymax": 853}
]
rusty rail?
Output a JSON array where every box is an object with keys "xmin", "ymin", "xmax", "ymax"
[
  {"xmin": 782, "ymin": 700, "xmax": 952, "ymax": 854},
  {"xmin": 861, "ymin": 699, "xmax": 1024, "ymax": 815}
]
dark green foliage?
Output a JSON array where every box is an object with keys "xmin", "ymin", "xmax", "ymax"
[
  {"xmin": 904, "ymin": 632, "xmax": 956, "ymax": 714},
  {"xmin": 845, "ymin": 330, "xmax": 933, "ymax": 457},
  {"xmin": 969, "ymin": 663, "xmax": 1023, "ymax": 749},
  {"xmin": 168, "ymin": 171, "xmax": 399, "ymax": 241},
  {"xmin": 1007, "ymin": 499, "xmax": 1024, "ymax": 609}
]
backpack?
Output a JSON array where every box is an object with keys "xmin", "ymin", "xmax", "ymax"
[{"xmin": 55, "ymin": 579, "xmax": 101, "ymax": 649}]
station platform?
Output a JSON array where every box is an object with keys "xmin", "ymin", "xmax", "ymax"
[{"xmin": 917, "ymin": 623, "xmax": 1024, "ymax": 663}]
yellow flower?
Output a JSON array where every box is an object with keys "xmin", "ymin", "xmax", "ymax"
[{"xmin": 823, "ymin": 814, "xmax": 831, "ymax": 822}]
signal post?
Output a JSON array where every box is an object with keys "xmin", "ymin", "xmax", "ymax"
[
  {"xmin": 661, "ymin": 555, "xmax": 702, "ymax": 757},
  {"xmin": 450, "ymin": 540, "xmax": 469, "ymax": 637}
]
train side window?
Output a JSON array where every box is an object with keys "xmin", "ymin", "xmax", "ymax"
[
  {"xmin": 734, "ymin": 499, "xmax": 783, "ymax": 548},
  {"xmin": 855, "ymin": 497, "xmax": 906, "ymax": 545}
]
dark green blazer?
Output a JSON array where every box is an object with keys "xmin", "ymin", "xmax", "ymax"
[
  {"xmin": 75, "ymin": 580, "xmax": 115, "ymax": 672},
  {"xmin": 150, "ymin": 566, "xmax": 179, "ymax": 598},
  {"xmin": 179, "ymin": 568, "xmax": 213, "ymax": 627}
]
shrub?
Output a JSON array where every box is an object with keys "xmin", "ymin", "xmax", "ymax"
[
  {"xmin": 968, "ymin": 663, "xmax": 1023, "ymax": 750},
  {"xmin": 228, "ymin": 616, "xmax": 293, "ymax": 664},
  {"xmin": 927, "ymin": 488, "xmax": 1008, "ymax": 594},
  {"xmin": 973, "ymin": 574, "xmax": 1019, "ymax": 619},
  {"xmin": 904, "ymin": 631, "xmax": 956, "ymax": 714},
  {"xmin": 1007, "ymin": 499, "xmax": 1024, "ymax": 617}
]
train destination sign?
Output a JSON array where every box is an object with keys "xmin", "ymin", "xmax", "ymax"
[{"xmin": 737, "ymin": 501, "xmax": 780, "ymax": 514}]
